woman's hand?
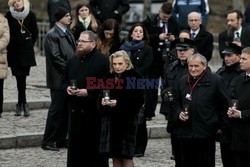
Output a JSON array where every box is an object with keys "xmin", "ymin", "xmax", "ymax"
[
  {"xmin": 227, "ymin": 107, "xmax": 241, "ymax": 118},
  {"xmin": 67, "ymin": 86, "xmax": 76, "ymax": 96},
  {"xmin": 101, "ymin": 98, "xmax": 117, "ymax": 107},
  {"xmin": 179, "ymin": 111, "xmax": 189, "ymax": 121}
]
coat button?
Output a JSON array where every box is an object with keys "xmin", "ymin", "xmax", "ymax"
[{"xmin": 72, "ymin": 109, "xmax": 75, "ymax": 112}]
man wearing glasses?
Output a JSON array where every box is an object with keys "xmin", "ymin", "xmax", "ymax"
[{"xmin": 64, "ymin": 30, "xmax": 110, "ymax": 167}]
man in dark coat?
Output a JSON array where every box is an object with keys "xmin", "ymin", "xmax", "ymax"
[
  {"xmin": 173, "ymin": 53, "xmax": 230, "ymax": 167},
  {"xmin": 187, "ymin": 11, "xmax": 213, "ymax": 61},
  {"xmin": 42, "ymin": 7, "xmax": 76, "ymax": 151},
  {"xmin": 89, "ymin": 0, "xmax": 130, "ymax": 23},
  {"xmin": 47, "ymin": 0, "xmax": 71, "ymax": 28},
  {"xmin": 227, "ymin": 47, "xmax": 250, "ymax": 167},
  {"xmin": 143, "ymin": 2, "xmax": 179, "ymax": 119},
  {"xmin": 216, "ymin": 42, "xmax": 243, "ymax": 167},
  {"xmin": 64, "ymin": 31, "xmax": 109, "ymax": 167},
  {"xmin": 219, "ymin": 9, "xmax": 250, "ymax": 59}
]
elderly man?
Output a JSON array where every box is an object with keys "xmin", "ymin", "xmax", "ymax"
[
  {"xmin": 187, "ymin": 11, "xmax": 213, "ymax": 61},
  {"xmin": 64, "ymin": 31, "xmax": 109, "ymax": 167},
  {"xmin": 216, "ymin": 42, "xmax": 243, "ymax": 167},
  {"xmin": 173, "ymin": 53, "xmax": 230, "ymax": 167},
  {"xmin": 227, "ymin": 47, "xmax": 250, "ymax": 167}
]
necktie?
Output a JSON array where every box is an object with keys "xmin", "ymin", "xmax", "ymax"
[
  {"xmin": 162, "ymin": 22, "xmax": 167, "ymax": 33},
  {"xmin": 235, "ymin": 32, "xmax": 240, "ymax": 38},
  {"xmin": 191, "ymin": 32, "xmax": 196, "ymax": 40},
  {"xmin": 65, "ymin": 30, "xmax": 75, "ymax": 47}
]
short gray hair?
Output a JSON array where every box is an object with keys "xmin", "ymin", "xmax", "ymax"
[
  {"xmin": 187, "ymin": 53, "xmax": 208, "ymax": 67},
  {"xmin": 242, "ymin": 47, "xmax": 250, "ymax": 55},
  {"xmin": 109, "ymin": 50, "xmax": 134, "ymax": 73}
]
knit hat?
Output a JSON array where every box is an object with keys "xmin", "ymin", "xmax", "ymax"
[{"xmin": 54, "ymin": 7, "xmax": 69, "ymax": 22}]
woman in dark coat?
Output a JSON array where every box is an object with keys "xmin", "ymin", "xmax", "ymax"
[
  {"xmin": 5, "ymin": 0, "xmax": 38, "ymax": 117},
  {"xmin": 98, "ymin": 50, "xmax": 144, "ymax": 167},
  {"xmin": 70, "ymin": 2, "xmax": 98, "ymax": 40},
  {"xmin": 120, "ymin": 23, "xmax": 153, "ymax": 157}
]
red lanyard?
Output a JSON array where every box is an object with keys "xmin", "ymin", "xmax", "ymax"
[{"xmin": 187, "ymin": 71, "xmax": 205, "ymax": 96}]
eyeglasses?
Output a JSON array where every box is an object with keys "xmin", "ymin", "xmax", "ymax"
[{"xmin": 76, "ymin": 40, "xmax": 93, "ymax": 44}]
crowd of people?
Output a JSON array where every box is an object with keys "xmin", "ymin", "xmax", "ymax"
[{"xmin": 1, "ymin": 0, "xmax": 250, "ymax": 167}]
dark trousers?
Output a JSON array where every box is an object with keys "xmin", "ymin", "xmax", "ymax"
[
  {"xmin": 220, "ymin": 142, "xmax": 234, "ymax": 167},
  {"xmin": 232, "ymin": 150, "xmax": 250, "ymax": 167},
  {"xmin": 15, "ymin": 75, "xmax": 27, "ymax": 104},
  {"xmin": 135, "ymin": 115, "xmax": 148, "ymax": 155},
  {"xmin": 0, "ymin": 79, "xmax": 4, "ymax": 114},
  {"xmin": 175, "ymin": 138, "xmax": 215, "ymax": 167},
  {"xmin": 144, "ymin": 86, "xmax": 157, "ymax": 118},
  {"xmin": 42, "ymin": 90, "xmax": 68, "ymax": 146}
]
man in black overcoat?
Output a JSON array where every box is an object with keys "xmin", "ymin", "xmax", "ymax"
[
  {"xmin": 216, "ymin": 42, "xmax": 243, "ymax": 167},
  {"xmin": 227, "ymin": 47, "xmax": 250, "ymax": 167},
  {"xmin": 64, "ymin": 31, "xmax": 109, "ymax": 167}
]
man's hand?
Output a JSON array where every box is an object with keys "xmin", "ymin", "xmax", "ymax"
[
  {"xmin": 227, "ymin": 107, "xmax": 241, "ymax": 118},
  {"xmin": 74, "ymin": 89, "xmax": 88, "ymax": 97}
]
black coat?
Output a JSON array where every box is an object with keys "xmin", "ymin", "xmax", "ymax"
[
  {"xmin": 219, "ymin": 27, "xmax": 250, "ymax": 59},
  {"xmin": 64, "ymin": 48, "xmax": 109, "ymax": 167},
  {"xmin": 6, "ymin": 11, "xmax": 38, "ymax": 68},
  {"xmin": 89, "ymin": 0, "xmax": 130, "ymax": 23},
  {"xmin": 44, "ymin": 24, "xmax": 76, "ymax": 90},
  {"xmin": 161, "ymin": 60, "xmax": 189, "ymax": 132},
  {"xmin": 130, "ymin": 45, "xmax": 153, "ymax": 77},
  {"xmin": 173, "ymin": 70, "xmax": 230, "ymax": 139},
  {"xmin": 98, "ymin": 69, "xmax": 144, "ymax": 158},
  {"xmin": 143, "ymin": 14, "xmax": 179, "ymax": 77},
  {"xmin": 216, "ymin": 63, "xmax": 243, "ymax": 142},
  {"xmin": 231, "ymin": 73, "xmax": 250, "ymax": 151},
  {"xmin": 188, "ymin": 26, "xmax": 214, "ymax": 61}
]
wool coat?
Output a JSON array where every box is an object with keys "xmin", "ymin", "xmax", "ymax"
[
  {"xmin": 231, "ymin": 73, "xmax": 250, "ymax": 151},
  {"xmin": 0, "ymin": 14, "xmax": 9, "ymax": 79},
  {"xmin": 173, "ymin": 70, "xmax": 230, "ymax": 139},
  {"xmin": 63, "ymin": 48, "xmax": 109, "ymax": 167},
  {"xmin": 5, "ymin": 11, "xmax": 38, "ymax": 69}
]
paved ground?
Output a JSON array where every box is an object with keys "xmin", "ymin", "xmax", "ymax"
[{"xmin": 0, "ymin": 138, "xmax": 223, "ymax": 167}]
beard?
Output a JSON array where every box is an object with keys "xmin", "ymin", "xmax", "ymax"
[
  {"xmin": 227, "ymin": 26, "xmax": 234, "ymax": 38},
  {"xmin": 76, "ymin": 48, "xmax": 90, "ymax": 57}
]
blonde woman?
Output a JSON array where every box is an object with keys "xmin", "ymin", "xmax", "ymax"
[
  {"xmin": 98, "ymin": 50, "xmax": 144, "ymax": 167},
  {"xmin": 5, "ymin": 0, "xmax": 38, "ymax": 117},
  {"xmin": 0, "ymin": 13, "xmax": 10, "ymax": 118},
  {"xmin": 70, "ymin": 2, "xmax": 98, "ymax": 40}
]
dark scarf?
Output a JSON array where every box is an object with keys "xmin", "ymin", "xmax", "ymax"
[{"xmin": 119, "ymin": 40, "xmax": 145, "ymax": 52}]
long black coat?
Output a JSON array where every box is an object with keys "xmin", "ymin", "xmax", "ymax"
[
  {"xmin": 173, "ymin": 70, "xmax": 230, "ymax": 139},
  {"xmin": 188, "ymin": 26, "xmax": 214, "ymax": 61},
  {"xmin": 5, "ymin": 11, "xmax": 38, "ymax": 68},
  {"xmin": 63, "ymin": 48, "xmax": 109, "ymax": 167},
  {"xmin": 98, "ymin": 69, "xmax": 144, "ymax": 158},
  {"xmin": 231, "ymin": 73, "xmax": 250, "ymax": 151},
  {"xmin": 44, "ymin": 24, "xmax": 76, "ymax": 90},
  {"xmin": 143, "ymin": 14, "xmax": 179, "ymax": 78},
  {"xmin": 219, "ymin": 27, "xmax": 250, "ymax": 59}
]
